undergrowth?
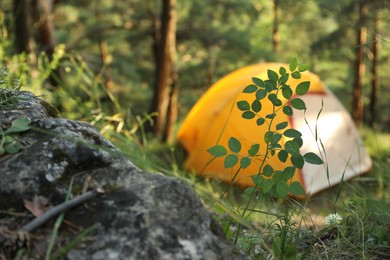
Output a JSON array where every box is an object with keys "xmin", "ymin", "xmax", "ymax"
[
  {"xmin": 2, "ymin": 50, "xmax": 390, "ymax": 259},
  {"xmin": 185, "ymin": 61, "xmax": 390, "ymax": 258}
]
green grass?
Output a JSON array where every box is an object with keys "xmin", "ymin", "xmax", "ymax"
[
  {"xmin": 67, "ymin": 66, "xmax": 390, "ymax": 258},
  {"xmin": 108, "ymin": 108, "xmax": 390, "ymax": 259},
  {"xmin": 107, "ymin": 124, "xmax": 389, "ymax": 258}
]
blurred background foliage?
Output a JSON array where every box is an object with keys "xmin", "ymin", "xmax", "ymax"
[
  {"xmin": 0, "ymin": 0, "xmax": 389, "ymax": 135},
  {"xmin": 1, "ymin": 1, "xmax": 390, "ymax": 257}
]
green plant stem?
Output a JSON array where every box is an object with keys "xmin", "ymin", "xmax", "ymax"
[
  {"xmin": 218, "ymin": 166, "xmax": 242, "ymax": 200},
  {"xmin": 233, "ymin": 88, "xmax": 280, "ymax": 245},
  {"xmin": 45, "ymin": 210, "xmax": 65, "ymax": 260},
  {"xmin": 302, "ymin": 102, "xmax": 330, "ymax": 186},
  {"xmin": 43, "ymin": 172, "xmax": 102, "ymax": 259},
  {"xmin": 50, "ymin": 223, "xmax": 100, "ymax": 259},
  {"xmin": 201, "ymin": 93, "xmax": 239, "ymax": 176}
]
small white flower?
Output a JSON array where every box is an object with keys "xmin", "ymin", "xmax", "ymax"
[{"xmin": 324, "ymin": 213, "xmax": 343, "ymax": 225}]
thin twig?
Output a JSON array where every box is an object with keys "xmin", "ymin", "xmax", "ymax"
[
  {"xmin": 0, "ymin": 189, "xmax": 103, "ymax": 247},
  {"xmin": 21, "ymin": 189, "xmax": 102, "ymax": 233}
]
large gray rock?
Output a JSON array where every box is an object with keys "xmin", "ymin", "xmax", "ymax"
[{"xmin": 0, "ymin": 90, "xmax": 246, "ymax": 259}]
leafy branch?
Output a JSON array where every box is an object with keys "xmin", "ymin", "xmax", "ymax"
[
  {"xmin": 207, "ymin": 59, "xmax": 325, "ymax": 246},
  {"xmin": 208, "ymin": 59, "xmax": 323, "ymax": 199}
]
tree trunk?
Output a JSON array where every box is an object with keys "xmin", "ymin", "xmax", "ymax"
[
  {"xmin": 32, "ymin": 0, "xmax": 61, "ymax": 86},
  {"xmin": 150, "ymin": 0, "xmax": 177, "ymax": 142},
  {"xmin": 13, "ymin": 0, "xmax": 36, "ymax": 58},
  {"xmin": 148, "ymin": 1, "xmax": 161, "ymax": 118},
  {"xmin": 164, "ymin": 70, "xmax": 178, "ymax": 143},
  {"xmin": 272, "ymin": 0, "xmax": 280, "ymax": 54},
  {"xmin": 32, "ymin": 0, "xmax": 57, "ymax": 54},
  {"xmin": 163, "ymin": 15, "xmax": 178, "ymax": 143},
  {"xmin": 369, "ymin": 12, "xmax": 380, "ymax": 128},
  {"xmin": 351, "ymin": 0, "xmax": 367, "ymax": 127}
]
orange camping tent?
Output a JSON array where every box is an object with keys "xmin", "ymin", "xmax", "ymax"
[{"xmin": 177, "ymin": 63, "xmax": 372, "ymax": 196}]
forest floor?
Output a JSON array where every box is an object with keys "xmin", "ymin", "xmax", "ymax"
[{"xmin": 136, "ymin": 128, "xmax": 390, "ymax": 259}]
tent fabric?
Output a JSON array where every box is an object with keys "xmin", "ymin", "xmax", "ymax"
[{"xmin": 177, "ymin": 63, "xmax": 372, "ymax": 196}]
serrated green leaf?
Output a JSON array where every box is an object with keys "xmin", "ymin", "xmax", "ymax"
[
  {"xmin": 256, "ymin": 118, "xmax": 265, "ymax": 126},
  {"xmin": 243, "ymin": 84, "xmax": 258, "ymax": 93},
  {"xmin": 252, "ymin": 77, "xmax": 265, "ymax": 87},
  {"xmin": 276, "ymin": 182, "xmax": 289, "ymax": 198},
  {"xmin": 263, "ymin": 164, "xmax": 273, "ymax": 177},
  {"xmin": 272, "ymin": 171, "xmax": 283, "ymax": 183},
  {"xmin": 237, "ymin": 100, "xmax": 250, "ymax": 111},
  {"xmin": 5, "ymin": 117, "xmax": 31, "ymax": 134},
  {"xmin": 282, "ymin": 85, "xmax": 293, "ymax": 99},
  {"xmin": 244, "ymin": 187, "xmax": 256, "ymax": 196},
  {"xmin": 296, "ymin": 81, "xmax": 310, "ymax": 95},
  {"xmin": 282, "ymin": 166, "xmax": 296, "ymax": 180},
  {"xmin": 291, "ymin": 98, "xmax": 306, "ymax": 110},
  {"xmin": 279, "ymin": 66, "xmax": 287, "ymax": 76},
  {"xmin": 293, "ymin": 137, "xmax": 303, "ymax": 148},
  {"xmin": 242, "ymin": 111, "xmax": 255, "ymax": 119},
  {"xmin": 268, "ymin": 93, "xmax": 277, "ymax": 102},
  {"xmin": 228, "ymin": 137, "xmax": 241, "ymax": 153},
  {"xmin": 251, "ymin": 174, "xmax": 264, "ymax": 186},
  {"xmin": 248, "ymin": 144, "xmax": 260, "ymax": 157},
  {"xmin": 3, "ymin": 135, "xmax": 14, "ymax": 145},
  {"xmin": 264, "ymin": 131, "xmax": 273, "ymax": 143},
  {"xmin": 283, "ymin": 129, "xmax": 302, "ymax": 138},
  {"xmin": 261, "ymin": 179, "xmax": 273, "ymax": 194},
  {"xmin": 303, "ymin": 152, "xmax": 324, "ymax": 165},
  {"xmin": 285, "ymin": 140, "xmax": 300, "ymax": 156},
  {"xmin": 289, "ymin": 58, "xmax": 298, "ymax": 71},
  {"xmin": 278, "ymin": 150, "xmax": 288, "ymax": 163},
  {"xmin": 268, "ymin": 94, "xmax": 282, "ymax": 107},
  {"xmin": 298, "ymin": 64, "xmax": 311, "ymax": 72},
  {"xmin": 266, "ymin": 113, "xmax": 275, "ymax": 119},
  {"xmin": 273, "ymin": 99, "xmax": 282, "ymax": 106},
  {"xmin": 265, "ymin": 81, "xmax": 275, "ymax": 92},
  {"xmin": 13, "ymin": 117, "xmax": 31, "ymax": 127},
  {"xmin": 207, "ymin": 145, "xmax": 227, "ymax": 157},
  {"xmin": 276, "ymin": 122, "xmax": 288, "ymax": 130},
  {"xmin": 256, "ymin": 89, "xmax": 267, "ymax": 100},
  {"xmin": 0, "ymin": 146, "xmax": 5, "ymax": 156},
  {"xmin": 278, "ymin": 74, "xmax": 289, "ymax": 85},
  {"xmin": 224, "ymin": 154, "xmax": 238, "ymax": 168},
  {"xmin": 268, "ymin": 69, "xmax": 279, "ymax": 82},
  {"xmin": 240, "ymin": 157, "xmax": 251, "ymax": 169},
  {"xmin": 289, "ymin": 182, "xmax": 305, "ymax": 196},
  {"xmin": 251, "ymin": 99, "xmax": 262, "ymax": 113},
  {"xmin": 291, "ymin": 154, "xmax": 304, "ymax": 169},
  {"xmin": 283, "ymin": 106, "xmax": 293, "ymax": 116},
  {"xmin": 5, "ymin": 141, "xmax": 22, "ymax": 154},
  {"xmin": 270, "ymin": 133, "xmax": 282, "ymax": 144},
  {"xmin": 292, "ymin": 71, "xmax": 301, "ymax": 79}
]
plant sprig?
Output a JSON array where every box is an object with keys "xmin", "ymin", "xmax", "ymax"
[
  {"xmin": 0, "ymin": 67, "xmax": 21, "ymax": 90},
  {"xmin": 0, "ymin": 68, "xmax": 22, "ymax": 110},
  {"xmin": 0, "ymin": 117, "xmax": 31, "ymax": 156},
  {"xmin": 208, "ymin": 59, "xmax": 323, "ymax": 198}
]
